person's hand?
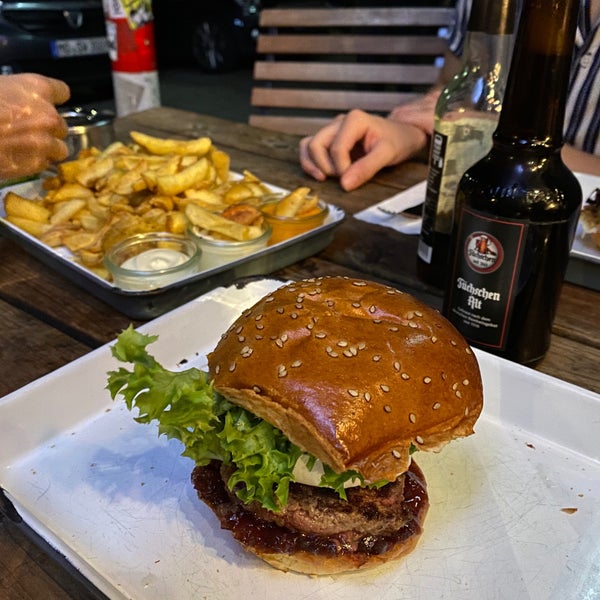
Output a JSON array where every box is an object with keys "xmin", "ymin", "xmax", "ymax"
[
  {"xmin": 299, "ymin": 108, "xmax": 430, "ymax": 191},
  {"xmin": 299, "ymin": 88, "xmax": 441, "ymax": 191},
  {"xmin": 0, "ymin": 73, "xmax": 71, "ymax": 180}
]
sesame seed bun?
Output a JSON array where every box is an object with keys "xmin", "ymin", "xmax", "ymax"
[{"xmin": 207, "ymin": 276, "xmax": 483, "ymax": 484}]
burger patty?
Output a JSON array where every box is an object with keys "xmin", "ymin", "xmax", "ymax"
[{"xmin": 191, "ymin": 460, "xmax": 428, "ymax": 560}]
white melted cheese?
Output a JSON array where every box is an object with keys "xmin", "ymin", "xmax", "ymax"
[{"xmin": 292, "ymin": 454, "xmax": 362, "ymax": 488}]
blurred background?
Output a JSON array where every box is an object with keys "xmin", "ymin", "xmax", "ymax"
[{"xmin": 0, "ymin": 0, "xmax": 453, "ymax": 123}]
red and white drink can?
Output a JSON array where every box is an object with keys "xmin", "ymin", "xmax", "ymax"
[{"xmin": 102, "ymin": 0, "xmax": 161, "ymax": 116}]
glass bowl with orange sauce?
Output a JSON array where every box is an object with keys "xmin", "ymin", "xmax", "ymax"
[{"xmin": 260, "ymin": 197, "xmax": 329, "ymax": 245}]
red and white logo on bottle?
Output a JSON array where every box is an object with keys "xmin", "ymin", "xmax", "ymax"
[{"xmin": 464, "ymin": 231, "xmax": 504, "ymax": 273}]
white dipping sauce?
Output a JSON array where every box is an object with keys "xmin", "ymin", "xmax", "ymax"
[{"xmin": 120, "ymin": 248, "xmax": 188, "ymax": 272}]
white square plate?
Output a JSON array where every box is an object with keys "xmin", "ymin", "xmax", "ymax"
[{"xmin": 1, "ymin": 279, "xmax": 599, "ymax": 600}]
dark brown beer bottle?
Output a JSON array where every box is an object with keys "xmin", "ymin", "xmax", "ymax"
[
  {"xmin": 442, "ymin": 0, "xmax": 582, "ymax": 365},
  {"xmin": 417, "ymin": 0, "xmax": 517, "ymax": 289}
]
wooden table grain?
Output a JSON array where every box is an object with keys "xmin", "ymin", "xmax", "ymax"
[{"xmin": 1, "ymin": 107, "xmax": 599, "ymax": 599}]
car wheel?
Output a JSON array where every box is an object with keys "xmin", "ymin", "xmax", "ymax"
[{"xmin": 192, "ymin": 20, "xmax": 239, "ymax": 73}]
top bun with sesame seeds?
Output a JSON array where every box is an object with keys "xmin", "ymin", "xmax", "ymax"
[{"xmin": 207, "ymin": 276, "xmax": 483, "ymax": 484}]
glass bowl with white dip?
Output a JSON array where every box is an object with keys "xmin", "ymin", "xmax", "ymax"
[{"xmin": 104, "ymin": 232, "xmax": 201, "ymax": 291}]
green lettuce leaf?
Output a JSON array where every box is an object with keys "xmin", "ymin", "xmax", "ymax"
[
  {"xmin": 107, "ymin": 325, "xmax": 300, "ymax": 511},
  {"xmin": 106, "ymin": 326, "xmax": 395, "ymax": 511}
]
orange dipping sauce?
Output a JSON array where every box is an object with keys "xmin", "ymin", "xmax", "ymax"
[{"xmin": 261, "ymin": 200, "xmax": 328, "ymax": 245}]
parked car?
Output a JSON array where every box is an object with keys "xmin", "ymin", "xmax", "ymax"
[
  {"xmin": 153, "ymin": 0, "xmax": 455, "ymax": 74},
  {"xmin": 153, "ymin": 0, "xmax": 264, "ymax": 73},
  {"xmin": 0, "ymin": 0, "xmax": 112, "ymax": 101}
]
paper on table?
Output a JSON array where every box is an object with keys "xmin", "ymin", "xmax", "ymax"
[{"xmin": 354, "ymin": 180, "xmax": 425, "ymax": 234}]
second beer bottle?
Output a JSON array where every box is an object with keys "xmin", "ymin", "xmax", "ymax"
[
  {"xmin": 417, "ymin": 0, "xmax": 517, "ymax": 288},
  {"xmin": 442, "ymin": 0, "xmax": 582, "ymax": 365}
]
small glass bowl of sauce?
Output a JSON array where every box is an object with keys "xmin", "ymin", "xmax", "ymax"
[
  {"xmin": 188, "ymin": 224, "xmax": 272, "ymax": 271},
  {"xmin": 104, "ymin": 232, "xmax": 201, "ymax": 291},
  {"xmin": 260, "ymin": 198, "xmax": 328, "ymax": 245}
]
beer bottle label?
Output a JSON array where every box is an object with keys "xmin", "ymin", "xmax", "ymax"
[
  {"xmin": 418, "ymin": 131, "xmax": 446, "ymax": 264},
  {"xmin": 419, "ymin": 118, "xmax": 497, "ymax": 265},
  {"xmin": 445, "ymin": 207, "xmax": 527, "ymax": 349}
]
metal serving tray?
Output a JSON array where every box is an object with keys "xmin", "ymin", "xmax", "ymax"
[
  {"xmin": 0, "ymin": 179, "xmax": 345, "ymax": 319},
  {"xmin": 0, "ymin": 279, "xmax": 598, "ymax": 600}
]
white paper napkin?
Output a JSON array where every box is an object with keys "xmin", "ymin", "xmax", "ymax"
[{"xmin": 354, "ymin": 180, "xmax": 425, "ymax": 235}]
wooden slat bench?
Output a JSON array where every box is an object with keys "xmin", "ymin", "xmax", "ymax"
[{"xmin": 249, "ymin": 7, "xmax": 455, "ymax": 135}]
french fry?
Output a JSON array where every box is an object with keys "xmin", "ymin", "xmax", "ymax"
[
  {"xmin": 210, "ymin": 148, "xmax": 230, "ymax": 183},
  {"xmin": 39, "ymin": 226, "xmax": 70, "ymax": 248},
  {"xmin": 130, "ymin": 131, "xmax": 212, "ymax": 156},
  {"xmin": 149, "ymin": 196, "xmax": 175, "ymax": 211},
  {"xmin": 185, "ymin": 203, "xmax": 263, "ymax": 241},
  {"xmin": 166, "ymin": 211, "xmax": 187, "ymax": 234},
  {"xmin": 49, "ymin": 199, "xmax": 87, "ymax": 225},
  {"xmin": 4, "ymin": 192, "xmax": 51, "ymax": 222},
  {"xmin": 62, "ymin": 230, "xmax": 102, "ymax": 252},
  {"xmin": 223, "ymin": 181, "xmax": 256, "ymax": 204},
  {"xmin": 156, "ymin": 157, "xmax": 209, "ymax": 195},
  {"xmin": 298, "ymin": 194, "xmax": 319, "ymax": 215},
  {"xmin": 78, "ymin": 249, "xmax": 104, "ymax": 267},
  {"xmin": 112, "ymin": 161, "xmax": 149, "ymax": 195},
  {"xmin": 45, "ymin": 182, "xmax": 94, "ymax": 203},
  {"xmin": 5, "ymin": 215, "xmax": 51, "ymax": 237},
  {"xmin": 57, "ymin": 156, "xmax": 95, "ymax": 183},
  {"xmin": 75, "ymin": 157, "xmax": 114, "ymax": 187},
  {"xmin": 274, "ymin": 187, "xmax": 312, "ymax": 217},
  {"xmin": 183, "ymin": 188, "xmax": 225, "ymax": 207}
]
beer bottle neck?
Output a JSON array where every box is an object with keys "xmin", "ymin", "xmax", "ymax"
[{"xmin": 494, "ymin": 0, "xmax": 580, "ymax": 150}]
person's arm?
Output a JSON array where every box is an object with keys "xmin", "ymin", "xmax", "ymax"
[
  {"xmin": 562, "ymin": 144, "xmax": 600, "ymax": 177},
  {"xmin": 0, "ymin": 73, "xmax": 71, "ymax": 180}
]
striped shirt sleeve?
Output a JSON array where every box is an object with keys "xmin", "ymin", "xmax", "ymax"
[
  {"xmin": 564, "ymin": 2, "xmax": 600, "ymax": 155},
  {"xmin": 446, "ymin": 0, "xmax": 471, "ymax": 57}
]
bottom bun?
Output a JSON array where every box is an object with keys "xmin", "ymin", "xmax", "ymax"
[
  {"xmin": 191, "ymin": 460, "xmax": 429, "ymax": 575},
  {"xmin": 255, "ymin": 528, "xmax": 424, "ymax": 575}
]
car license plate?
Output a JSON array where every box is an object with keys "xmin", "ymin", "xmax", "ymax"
[{"xmin": 50, "ymin": 37, "xmax": 109, "ymax": 58}]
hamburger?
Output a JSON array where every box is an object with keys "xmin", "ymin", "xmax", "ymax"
[{"xmin": 108, "ymin": 276, "xmax": 483, "ymax": 575}]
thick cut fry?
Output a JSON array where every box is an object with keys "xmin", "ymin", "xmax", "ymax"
[
  {"xmin": 39, "ymin": 226, "xmax": 70, "ymax": 248},
  {"xmin": 112, "ymin": 161, "xmax": 149, "ymax": 195},
  {"xmin": 223, "ymin": 182, "xmax": 255, "ymax": 204},
  {"xmin": 274, "ymin": 187, "xmax": 312, "ymax": 217},
  {"xmin": 183, "ymin": 188, "xmax": 225, "ymax": 207},
  {"xmin": 62, "ymin": 231, "xmax": 102, "ymax": 252},
  {"xmin": 210, "ymin": 148, "xmax": 230, "ymax": 183},
  {"xmin": 130, "ymin": 131, "xmax": 212, "ymax": 156},
  {"xmin": 5, "ymin": 215, "xmax": 51, "ymax": 237},
  {"xmin": 166, "ymin": 211, "xmax": 187, "ymax": 234},
  {"xmin": 75, "ymin": 157, "xmax": 115, "ymax": 187},
  {"xmin": 156, "ymin": 157, "xmax": 209, "ymax": 195},
  {"xmin": 57, "ymin": 156, "xmax": 95, "ymax": 183},
  {"xmin": 185, "ymin": 204, "xmax": 263, "ymax": 241},
  {"xmin": 50, "ymin": 199, "xmax": 87, "ymax": 225},
  {"xmin": 78, "ymin": 249, "xmax": 104, "ymax": 267},
  {"xmin": 149, "ymin": 196, "xmax": 174, "ymax": 211},
  {"xmin": 45, "ymin": 182, "xmax": 94, "ymax": 203},
  {"xmin": 298, "ymin": 194, "xmax": 319, "ymax": 215},
  {"xmin": 4, "ymin": 192, "xmax": 51, "ymax": 222}
]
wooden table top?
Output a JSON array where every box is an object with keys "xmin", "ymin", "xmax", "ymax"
[{"xmin": 1, "ymin": 106, "xmax": 599, "ymax": 599}]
